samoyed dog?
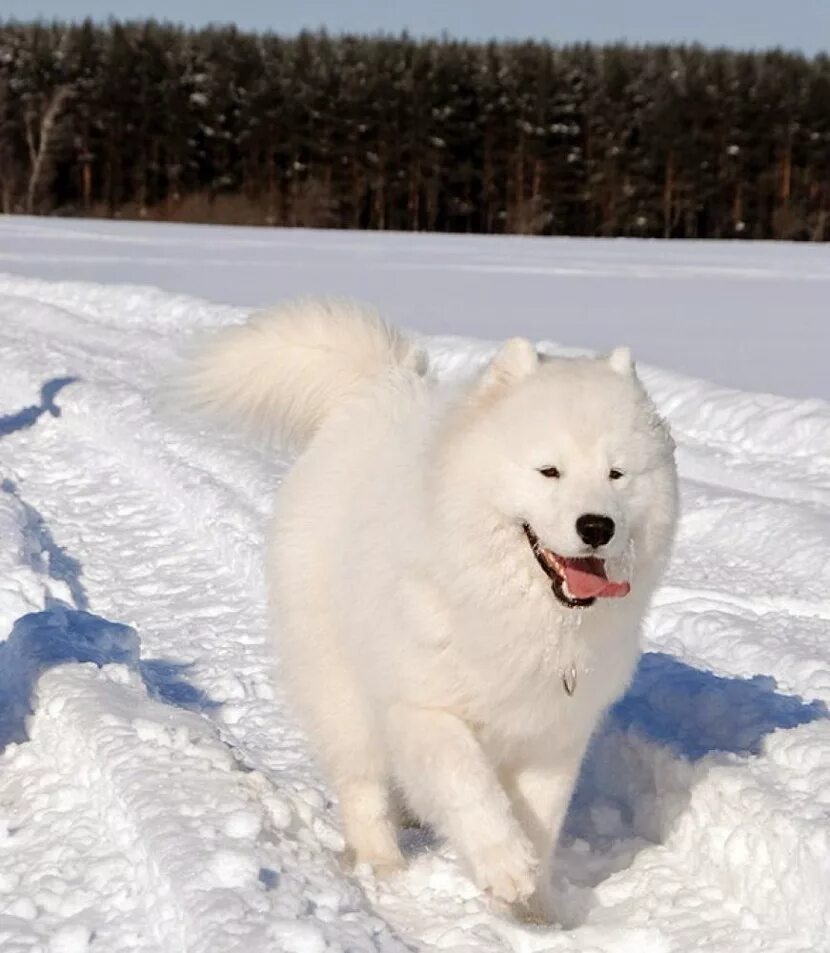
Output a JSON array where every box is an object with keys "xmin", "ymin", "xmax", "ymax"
[{"xmin": 180, "ymin": 299, "xmax": 678, "ymax": 919}]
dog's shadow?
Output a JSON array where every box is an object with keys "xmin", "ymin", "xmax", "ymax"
[
  {"xmin": 396, "ymin": 652, "xmax": 827, "ymax": 925},
  {"xmin": 551, "ymin": 651, "xmax": 827, "ymax": 925}
]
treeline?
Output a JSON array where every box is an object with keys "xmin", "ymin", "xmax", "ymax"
[{"xmin": 1, "ymin": 20, "xmax": 829, "ymax": 239}]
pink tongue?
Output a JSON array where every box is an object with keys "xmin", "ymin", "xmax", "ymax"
[{"xmin": 562, "ymin": 558, "xmax": 631, "ymax": 599}]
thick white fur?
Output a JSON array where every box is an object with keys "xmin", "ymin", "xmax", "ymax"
[
  {"xmin": 170, "ymin": 298, "xmax": 420, "ymax": 452},
  {"xmin": 182, "ymin": 299, "xmax": 678, "ymax": 920}
]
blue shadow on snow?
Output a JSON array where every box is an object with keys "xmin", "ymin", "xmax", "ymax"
[
  {"xmin": 610, "ymin": 650, "xmax": 828, "ymax": 761},
  {"xmin": 553, "ymin": 652, "xmax": 829, "ymax": 918},
  {"xmin": 2, "ymin": 478, "xmax": 89, "ymax": 611},
  {"xmin": 563, "ymin": 651, "xmax": 828, "ymax": 857},
  {"xmin": 0, "ymin": 377, "xmax": 78, "ymax": 437},
  {"xmin": 0, "ymin": 604, "xmax": 218, "ymax": 751}
]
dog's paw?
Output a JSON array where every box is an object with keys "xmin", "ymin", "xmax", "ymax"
[
  {"xmin": 521, "ymin": 884, "xmax": 556, "ymax": 924},
  {"xmin": 466, "ymin": 834, "xmax": 539, "ymax": 906},
  {"xmin": 347, "ymin": 839, "xmax": 406, "ymax": 880},
  {"xmin": 360, "ymin": 851, "xmax": 406, "ymax": 880}
]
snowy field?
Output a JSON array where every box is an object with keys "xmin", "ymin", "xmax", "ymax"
[
  {"xmin": 1, "ymin": 216, "xmax": 828, "ymax": 401},
  {"xmin": 0, "ymin": 216, "xmax": 828, "ymax": 953}
]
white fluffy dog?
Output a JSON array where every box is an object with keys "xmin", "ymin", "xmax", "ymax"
[{"xmin": 180, "ymin": 300, "xmax": 678, "ymax": 919}]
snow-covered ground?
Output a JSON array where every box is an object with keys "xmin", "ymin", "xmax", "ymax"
[
  {"xmin": 0, "ymin": 217, "xmax": 828, "ymax": 953},
  {"xmin": 0, "ymin": 216, "xmax": 827, "ymax": 401}
]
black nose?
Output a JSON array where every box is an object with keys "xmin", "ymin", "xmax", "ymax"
[{"xmin": 576, "ymin": 513, "xmax": 615, "ymax": 548}]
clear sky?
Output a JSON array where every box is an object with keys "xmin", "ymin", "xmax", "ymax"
[{"xmin": 3, "ymin": 0, "xmax": 829, "ymax": 55}]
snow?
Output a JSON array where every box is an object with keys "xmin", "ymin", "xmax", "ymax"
[
  {"xmin": 0, "ymin": 216, "xmax": 827, "ymax": 401},
  {"xmin": 0, "ymin": 217, "xmax": 828, "ymax": 952}
]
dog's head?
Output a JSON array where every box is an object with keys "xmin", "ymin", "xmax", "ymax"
[{"xmin": 440, "ymin": 340, "xmax": 677, "ymax": 609}]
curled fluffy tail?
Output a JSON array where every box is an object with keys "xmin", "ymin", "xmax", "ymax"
[{"xmin": 172, "ymin": 298, "xmax": 422, "ymax": 452}]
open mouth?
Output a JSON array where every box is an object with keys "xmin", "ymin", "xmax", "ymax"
[{"xmin": 523, "ymin": 523, "xmax": 631, "ymax": 609}]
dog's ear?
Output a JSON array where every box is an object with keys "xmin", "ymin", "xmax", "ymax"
[
  {"xmin": 607, "ymin": 346, "xmax": 634, "ymax": 377},
  {"xmin": 479, "ymin": 338, "xmax": 539, "ymax": 393}
]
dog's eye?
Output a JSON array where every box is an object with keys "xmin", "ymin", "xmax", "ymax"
[
  {"xmin": 538, "ymin": 466, "xmax": 561, "ymax": 479},
  {"xmin": 609, "ymin": 468, "xmax": 624, "ymax": 480}
]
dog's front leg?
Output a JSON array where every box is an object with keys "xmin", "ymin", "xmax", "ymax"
[
  {"xmin": 503, "ymin": 741, "xmax": 588, "ymax": 921},
  {"xmin": 386, "ymin": 704, "xmax": 538, "ymax": 906}
]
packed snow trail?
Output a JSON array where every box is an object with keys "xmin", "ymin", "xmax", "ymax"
[{"xmin": 0, "ymin": 269, "xmax": 827, "ymax": 953}]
